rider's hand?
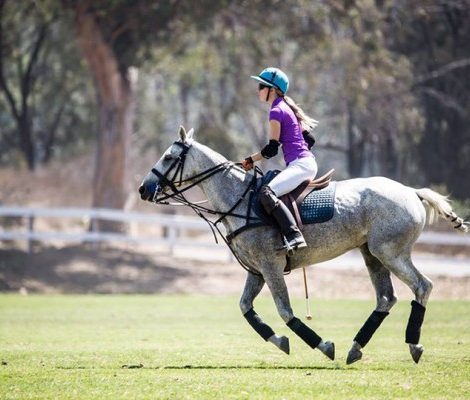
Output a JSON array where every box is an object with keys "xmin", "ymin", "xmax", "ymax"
[{"xmin": 241, "ymin": 156, "xmax": 254, "ymax": 171}]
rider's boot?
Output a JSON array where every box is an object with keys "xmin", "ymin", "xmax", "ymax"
[
  {"xmin": 272, "ymin": 202, "xmax": 307, "ymax": 251},
  {"xmin": 259, "ymin": 185, "xmax": 307, "ymax": 252}
]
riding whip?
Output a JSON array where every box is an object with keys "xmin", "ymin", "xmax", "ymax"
[{"xmin": 302, "ymin": 267, "xmax": 312, "ymax": 320}]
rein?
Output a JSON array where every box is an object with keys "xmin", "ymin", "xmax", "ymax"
[{"xmin": 150, "ymin": 141, "xmax": 264, "ymax": 275}]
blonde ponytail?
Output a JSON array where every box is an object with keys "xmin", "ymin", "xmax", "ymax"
[{"xmin": 282, "ymin": 94, "xmax": 318, "ymax": 132}]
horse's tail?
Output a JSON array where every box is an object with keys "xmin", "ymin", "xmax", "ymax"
[{"xmin": 416, "ymin": 188, "xmax": 468, "ymax": 233}]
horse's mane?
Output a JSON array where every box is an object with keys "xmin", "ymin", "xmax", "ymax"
[
  {"xmin": 193, "ymin": 140, "xmax": 229, "ymax": 164},
  {"xmin": 192, "ymin": 140, "xmax": 248, "ymax": 177}
]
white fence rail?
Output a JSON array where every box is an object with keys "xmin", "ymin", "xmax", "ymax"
[
  {"xmin": 0, "ymin": 206, "xmax": 227, "ymax": 256},
  {"xmin": 0, "ymin": 206, "xmax": 469, "ymax": 255}
]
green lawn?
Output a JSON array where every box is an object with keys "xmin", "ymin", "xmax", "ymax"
[{"xmin": 0, "ymin": 295, "xmax": 469, "ymax": 399}]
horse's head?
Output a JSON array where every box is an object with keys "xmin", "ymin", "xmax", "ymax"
[{"xmin": 139, "ymin": 126, "xmax": 195, "ymax": 202}]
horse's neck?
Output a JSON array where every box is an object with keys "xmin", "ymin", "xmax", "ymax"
[{"xmin": 193, "ymin": 143, "xmax": 251, "ymax": 231}]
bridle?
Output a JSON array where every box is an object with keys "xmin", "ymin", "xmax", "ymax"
[
  {"xmin": 150, "ymin": 141, "xmax": 210, "ymax": 203},
  {"xmin": 149, "ymin": 140, "xmax": 264, "ymax": 275},
  {"xmin": 150, "ymin": 141, "xmax": 252, "ymax": 218},
  {"xmin": 150, "ymin": 140, "xmax": 260, "ymax": 220}
]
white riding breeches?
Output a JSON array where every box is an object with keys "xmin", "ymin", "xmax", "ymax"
[{"xmin": 268, "ymin": 156, "xmax": 318, "ymax": 197}]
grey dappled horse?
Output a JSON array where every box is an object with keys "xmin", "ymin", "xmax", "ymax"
[{"xmin": 139, "ymin": 127, "xmax": 468, "ymax": 364}]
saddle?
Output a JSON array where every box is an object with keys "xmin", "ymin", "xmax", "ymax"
[
  {"xmin": 253, "ymin": 168, "xmax": 336, "ymax": 228},
  {"xmin": 257, "ymin": 168, "xmax": 336, "ymax": 274},
  {"xmin": 279, "ymin": 168, "xmax": 335, "ymax": 229},
  {"xmin": 225, "ymin": 168, "xmax": 336, "ymax": 275}
]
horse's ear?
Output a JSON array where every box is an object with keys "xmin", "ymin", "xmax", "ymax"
[
  {"xmin": 187, "ymin": 128, "xmax": 194, "ymax": 140},
  {"xmin": 178, "ymin": 125, "xmax": 187, "ymax": 142}
]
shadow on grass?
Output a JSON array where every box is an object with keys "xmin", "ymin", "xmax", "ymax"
[
  {"xmin": 133, "ymin": 363, "xmax": 411, "ymax": 372},
  {"xmin": 56, "ymin": 364, "xmax": 345, "ymax": 371},
  {"xmin": 157, "ymin": 364, "xmax": 345, "ymax": 370}
]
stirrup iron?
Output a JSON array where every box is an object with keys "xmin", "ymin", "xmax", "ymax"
[{"xmin": 278, "ymin": 235, "xmax": 307, "ymax": 256}]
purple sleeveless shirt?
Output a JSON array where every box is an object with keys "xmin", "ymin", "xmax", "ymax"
[{"xmin": 269, "ymin": 97, "xmax": 312, "ymax": 165}]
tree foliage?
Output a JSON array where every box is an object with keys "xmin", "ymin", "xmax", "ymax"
[
  {"xmin": 382, "ymin": 0, "xmax": 470, "ymax": 198},
  {"xmin": 0, "ymin": 0, "xmax": 95, "ymax": 169},
  {"xmin": 1, "ymin": 0, "xmax": 469, "ymax": 203},
  {"xmin": 68, "ymin": 0, "xmax": 234, "ymax": 228}
]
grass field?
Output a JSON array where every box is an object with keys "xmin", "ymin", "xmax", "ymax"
[{"xmin": 0, "ymin": 295, "xmax": 469, "ymax": 399}]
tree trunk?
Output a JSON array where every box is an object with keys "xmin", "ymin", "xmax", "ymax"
[
  {"xmin": 346, "ymin": 102, "xmax": 364, "ymax": 177},
  {"xmin": 18, "ymin": 114, "xmax": 35, "ymax": 170},
  {"xmin": 0, "ymin": 0, "xmax": 45, "ymax": 171},
  {"xmin": 75, "ymin": 2, "xmax": 134, "ymax": 231}
]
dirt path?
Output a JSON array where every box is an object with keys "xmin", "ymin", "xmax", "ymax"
[{"xmin": 1, "ymin": 245, "xmax": 469, "ymax": 299}]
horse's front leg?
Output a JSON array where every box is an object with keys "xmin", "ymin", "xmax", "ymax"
[
  {"xmin": 262, "ymin": 266, "xmax": 335, "ymax": 360},
  {"xmin": 240, "ymin": 272, "xmax": 290, "ymax": 354}
]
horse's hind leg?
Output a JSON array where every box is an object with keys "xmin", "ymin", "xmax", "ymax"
[
  {"xmin": 347, "ymin": 244, "xmax": 398, "ymax": 364},
  {"xmin": 262, "ymin": 267, "xmax": 335, "ymax": 360},
  {"xmin": 240, "ymin": 272, "xmax": 290, "ymax": 354},
  {"xmin": 369, "ymin": 245, "xmax": 433, "ymax": 364},
  {"xmin": 389, "ymin": 255, "xmax": 432, "ymax": 363}
]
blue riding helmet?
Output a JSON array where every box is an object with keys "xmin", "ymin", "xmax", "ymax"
[{"xmin": 250, "ymin": 67, "xmax": 289, "ymax": 94}]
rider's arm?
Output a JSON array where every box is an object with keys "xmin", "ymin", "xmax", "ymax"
[
  {"xmin": 268, "ymin": 120, "xmax": 281, "ymax": 142},
  {"xmin": 242, "ymin": 120, "xmax": 281, "ymax": 170}
]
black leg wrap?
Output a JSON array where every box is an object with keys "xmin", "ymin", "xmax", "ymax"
[
  {"xmin": 406, "ymin": 300, "xmax": 426, "ymax": 344},
  {"xmin": 353, "ymin": 310, "xmax": 389, "ymax": 348},
  {"xmin": 287, "ymin": 317, "xmax": 322, "ymax": 349},
  {"xmin": 243, "ymin": 308, "xmax": 275, "ymax": 341}
]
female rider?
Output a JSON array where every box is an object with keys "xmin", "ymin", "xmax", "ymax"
[{"xmin": 241, "ymin": 67, "xmax": 318, "ymax": 252}]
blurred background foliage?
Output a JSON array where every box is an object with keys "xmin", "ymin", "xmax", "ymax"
[
  {"xmin": 1, "ymin": 0, "xmax": 469, "ymax": 208},
  {"xmin": 0, "ymin": 0, "xmax": 96, "ymax": 168}
]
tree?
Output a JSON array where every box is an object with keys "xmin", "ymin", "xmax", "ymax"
[
  {"xmin": 383, "ymin": 1, "xmax": 470, "ymax": 198},
  {"xmin": 68, "ymin": 0, "xmax": 231, "ymax": 230},
  {"xmin": 73, "ymin": 1, "xmax": 134, "ymax": 229},
  {"xmin": 0, "ymin": 0, "xmax": 51, "ymax": 169},
  {"xmin": 0, "ymin": 0, "xmax": 95, "ymax": 169}
]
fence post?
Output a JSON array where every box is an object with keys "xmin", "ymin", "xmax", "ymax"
[
  {"xmin": 27, "ymin": 214, "xmax": 34, "ymax": 255},
  {"xmin": 89, "ymin": 217, "xmax": 98, "ymax": 249},
  {"xmin": 168, "ymin": 225, "xmax": 177, "ymax": 256}
]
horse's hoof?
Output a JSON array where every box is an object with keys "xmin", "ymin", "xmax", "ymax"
[
  {"xmin": 346, "ymin": 348, "xmax": 362, "ymax": 365},
  {"xmin": 279, "ymin": 336, "xmax": 290, "ymax": 355},
  {"xmin": 269, "ymin": 335, "xmax": 290, "ymax": 354},
  {"xmin": 322, "ymin": 341, "xmax": 335, "ymax": 361},
  {"xmin": 409, "ymin": 344, "xmax": 424, "ymax": 364}
]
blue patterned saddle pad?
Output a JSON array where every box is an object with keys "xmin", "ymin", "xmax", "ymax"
[
  {"xmin": 253, "ymin": 171, "xmax": 336, "ymax": 225},
  {"xmin": 299, "ymin": 182, "xmax": 336, "ymax": 224}
]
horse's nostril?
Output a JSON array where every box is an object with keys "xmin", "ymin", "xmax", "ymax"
[{"xmin": 138, "ymin": 185, "xmax": 145, "ymax": 195}]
